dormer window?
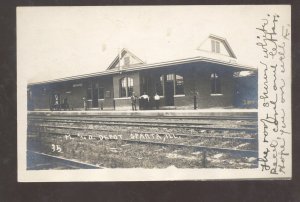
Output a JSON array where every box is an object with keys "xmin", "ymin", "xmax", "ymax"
[
  {"xmin": 211, "ymin": 39, "xmax": 220, "ymax": 53},
  {"xmin": 124, "ymin": 56, "xmax": 130, "ymax": 66}
]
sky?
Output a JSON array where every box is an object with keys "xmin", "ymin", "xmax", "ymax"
[{"xmin": 17, "ymin": 5, "xmax": 290, "ymax": 83}]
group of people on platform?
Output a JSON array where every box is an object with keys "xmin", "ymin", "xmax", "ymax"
[
  {"xmin": 131, "ymin": 92, "xmax": 160, "ymax": 111},
  {"xmin": 50, "ymin": 94, "xmax": 70, "ymax": 111},
  {"xmin": 49, "ymin": 92, "xmax": 160, "ymax": 111}
]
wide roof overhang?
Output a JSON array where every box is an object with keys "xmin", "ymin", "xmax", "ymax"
[{"xmin": 28, "ymin": 56, "xmax": 256, "ymax": 86}]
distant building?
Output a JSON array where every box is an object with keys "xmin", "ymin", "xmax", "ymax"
[{"xmin": 27, "ymin": 34, "xmax": 257, "ymax": 111}]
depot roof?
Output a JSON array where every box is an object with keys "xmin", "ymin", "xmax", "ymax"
[{"xmin": 28, "ymin": 54, "xmax": 256, "ymax": 86}]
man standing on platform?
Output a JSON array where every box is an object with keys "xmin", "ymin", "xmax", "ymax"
[
  {"xmin": 82, "ymin": 96, "xmax": 87, "ymax": 111},
  {"xmin": 140, "ymin": 92, "xmax": 150, "ymax": 110},
  {"xmin": 131, "ymin": 92, "xmax": 137, "ymax": 111},
  {"xmin": 154, "ymin": 93, "xmax": 160, "ymax": 110}
]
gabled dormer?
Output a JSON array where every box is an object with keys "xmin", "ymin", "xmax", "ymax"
[
  {"xmin": 197, "ymin": 34, "xmax": 237, "ymax": 59},
  {"xmin": 107, "ymin": 48, "xmax": 145, "ymax": 70}
]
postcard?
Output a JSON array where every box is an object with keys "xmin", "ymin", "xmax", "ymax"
[{"xmin": 17, "ymin": 5, "xmax": 291, "ymax": 181}]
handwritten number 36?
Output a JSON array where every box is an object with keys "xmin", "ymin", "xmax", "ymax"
[{"xmin": 51, "ymin": 144, "xmax": 62, "ymax": 153}]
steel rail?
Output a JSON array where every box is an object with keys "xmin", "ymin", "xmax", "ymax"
[
  {"xmin": 27, "ymin": 150, "xmax": 101, "ymax": 169},
  {"xmin": 122, "ymin": 139, "xmax": 258, "ymax": 157},
  {"xmin": 28, "ymin": 119, "xmax": 257, "ymax": 133},
  {"xmin": 29, "ymin": 114, "xmax": 258, "ymax": 121},
  {"xmin": 29, "ymin": 117, "xmax": 212, "ymax": 126},
  {"xmin": 29, "ymin": 116, "xmax": 257, "ymax": 128}
]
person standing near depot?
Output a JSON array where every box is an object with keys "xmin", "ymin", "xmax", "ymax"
[
  {"xmin": 154, "ymin": 93, "xmax": 160, "ymax": 110},
  {"xmin": 140, "ymin": 92, "xmax": 150, "ymax": 110},
  {"xmin": 131, "ymin": 92, "xmax": 138, "ymax": 111},
  {"xmin": 82, "ymin": 96, "xmax": 87, "ymax": 111}
]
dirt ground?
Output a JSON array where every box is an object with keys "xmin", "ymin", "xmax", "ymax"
[{"xmin": 27, "ymin": 118, "xmax": 258, "ymax": 169}]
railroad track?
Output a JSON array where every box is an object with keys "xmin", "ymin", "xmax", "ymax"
[
  {"xmin": 28, "ymin": 124, "xmax": 257, "ymax": 142},
  {"xmin": 27, "ymin": 113, "xmax": 258, "ymax": 168},
  {"xmin": 29, "ymin": 117, "xmax": 211, "ymax": 126},
  {"xmin": 29, "ymin": 116, "xmax": 257, "ymax": 127},
  {"xmin": 28, "ymin": 126, "xmax": 258, "ymax": 158},
  {"xmin": 28, "ymin": 117, "xmax": 258, "ymax": 133},
  {"xmin": 29, "ymin": 113, "xmax": 258, "ymax": 121},
  {"xmin": 29, "ymin": 114, "xmax": 258, "ymax": 121},
  {"xmin": 27, "ymin": 150, "xmax": 101, "ymax": 170}
]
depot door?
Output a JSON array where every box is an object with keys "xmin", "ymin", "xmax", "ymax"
[
  {"xmin": 165, "ymin": 74, "xmax": 174, "ymax": 106},
  {"xmin": 92, "ymin": 83, "xmax": 99, "ymax": 108},
  {"xmin": 87, "ymin": 82, "xmax": 99, "ymax": 108}
]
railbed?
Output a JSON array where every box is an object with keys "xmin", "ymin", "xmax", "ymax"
[{"xmin": 27, "ymin": 110, "xmax": 258, "ymax": 169}]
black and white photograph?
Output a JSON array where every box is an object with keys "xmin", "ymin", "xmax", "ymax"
[{"xmin": 17, "ymin": 5, "xmax": 291, "ymax": 181}]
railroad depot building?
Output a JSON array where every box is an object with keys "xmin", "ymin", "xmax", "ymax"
[{"xmin": 27, "ymin": 35, "xmax": 258, "ymax": 111}]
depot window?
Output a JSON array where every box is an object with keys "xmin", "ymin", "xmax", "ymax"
[
  {"xmin": 124, "ymin": 56, "xmax": 130, "ymax": 66},
  {"xmin": 120, "ymin": 77, "xmax": 134, "ymax": 97},
  {"xmin": 211, "ymin": 73, "xmax": 221, "ymax": 94},
  {"xmin": 175, "ymin": 75, "xmax": 184, "ymax": 95},
  {"xmin": 160, "ymin": 73, "xmax": 184, "ymax": 95},
  {"xmin": 211, "ymin": 40, "xmax": 220, "ymax": 53}
]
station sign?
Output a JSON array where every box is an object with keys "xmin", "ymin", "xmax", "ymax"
[{"xmin": 72, "ymin": 83, "xmax": 83, "ymax": 88}]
